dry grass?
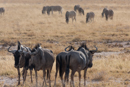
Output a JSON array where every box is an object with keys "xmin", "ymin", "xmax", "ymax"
[{"xmin": 0, "ymin": 0, "xmax": 130, "ymax": 87}]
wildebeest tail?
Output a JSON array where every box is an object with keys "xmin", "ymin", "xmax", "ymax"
[
  {"xmin": 56, "ymin": 56, "xmax": 62, "ymax": 78},
  {"xmin": 65, "ymin": 55, "xmax": 70, "ymax": 82}
]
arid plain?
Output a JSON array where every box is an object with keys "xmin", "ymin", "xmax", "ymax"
[{"xmin": 0, "ymin": 0, "xmax": 130, "ymax": 87}]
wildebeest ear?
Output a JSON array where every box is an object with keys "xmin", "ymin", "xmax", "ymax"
[
  {"xmin": 89, "ymin": 51, "xmax": 96, "ymax": 54},
  {"xmin": 18, "ymin": 41, "xmax": 21, "ymax": 50}
]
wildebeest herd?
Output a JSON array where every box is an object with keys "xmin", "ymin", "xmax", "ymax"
[
  {"xmin": 4, "ymin": 4, "xmax": 114, "ymax": 87},
  {"xmin": 41, "ymin": 5, "xmax": 114, "ymax": 23},
  {"xmin": 8, "ymin": 41, "xmax": 98, "ymax": 87}
]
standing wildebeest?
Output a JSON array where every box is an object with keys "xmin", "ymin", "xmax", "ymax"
[
  {"xmin": 74, "ymin": 5, "xmax": 80, "ymax": 12},
  {"xmin": 102, "ymin": 8, "xmax": 114, "ymax": 20},
  {"xmin": 0, "ymin": 7, "xmax": 5, "ymax": 15},
  {"xmin": 65, "ymin": 44, "xmax": 98, "ymax": 87},
  {"xmin": 47, "ymin": 6, "xmax": 62, "ymax": 15},
  {"xmin": 54, "ymin": 46, "xmax": 74, "ymax": 87},
  {"xmin": 86, "ymin": 12, "xmax": 95, "ymax": 23},
  {"xmin": 7, "ymin": 41, "xmax": 33, "ymax": 85},
  {"xmin": 42, "ymin": 6, "xmax": 50, "ymax": 14},
  {"xmin": 21, "ymin": 45, "xmax": 54, "ymax": 87},
  {"xmin": 78, "ymin": 7, "xmax": 84, "ymax": 15},
  {"xmin": 65, "ymin": 11, "xmax": 76, "ymax": 23}
]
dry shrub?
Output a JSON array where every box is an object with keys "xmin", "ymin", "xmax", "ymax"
[
  {"xmin": 92, "ymin": 71, "xmax": 106, "ymax": 81},
  {"xmin": 72, "ymin": 37, "xmax": 80, "ymax": 42}
]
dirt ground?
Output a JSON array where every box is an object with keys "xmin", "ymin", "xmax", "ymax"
[{"xmin": 0, "ymin": 0, "xmax": 130, "ymax": 87}]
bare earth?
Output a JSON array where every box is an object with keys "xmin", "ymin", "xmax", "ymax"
[{"xmin": 0, "ymin": 0, "xmax": 130, "ymax": 87}]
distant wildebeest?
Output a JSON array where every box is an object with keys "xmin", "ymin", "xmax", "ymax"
[
  {"xmin": 74, "ymin": 5, "xmax": 80, "ymax": 12},
  {"xmin": 21, "ymin": 44, "xmax": 54, "ymax": 87},
  {"xmin": 54, "ymin": 46, "xmax": 74, "ymax": 87},
  {"xmin": 42, "ymin": 6, "xmax": 50, "ymax": 14},
  {"xmin": 86, "ymin": 12, "xmax": 95, "ymax": 23},
  {"xmin": 78, "ymin": 7, "xmax": 84, "ymax": 15},
  {"xmin": 65, "ymin": 44, "xmax": 98, "ymax": 87},
  {"xmin": 47, "ymin": 6, "xmax": 62, "ymax": 15},
  {"xmin": 65, "ymin": 11, "xmax": 76, "ymax": 23},
  {"xmin": 0, "ymin": 7, "xmax": 5, "ymax": 15},
  {"xmin": 7, "ymin": 41, "xmax": 33, "ymax": 85},
  {"xmin": 102, "ymin": 8, "xmax": 114, "ymax": 20}
]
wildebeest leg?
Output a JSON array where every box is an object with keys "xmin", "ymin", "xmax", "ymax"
[
  {"xmin": 17, "ymin": 68, "xmax": 20, "ymax": 85},
  {"xmin": 22, "ymin": 68, "xmax": 25, "ymax": 84},
  {"xmin": 48, "ymin": 69, "xmax": 51, "ymax": 87},
  {"xmin": 61, "ymin": 72, "xmax": 65, "ymax": 87},
  {"xmin": 46, "ymin": 70, "xmax": 49, "ymax": 80},
  {"xmin": 78, "ymin": 71, "xmax": 81, "ymax": 87},
  {"xmin": 35, "ymin": 70, "xmax": 38, "ymax": 87},
  {"xmin": 84, "ymin": 68, "xmax": 87, "ymax": 86},
  {"xmin": 23, "ymin": 68, "xmax": 27, "ymax": 84},
  {"xmin": 42, "ymin": 69, "xmax": 47, "ymax": 87},
  {"xmin": 30, "ymin": 70, "xmax": 33, "ymax": 83},
  {"xmin": 54, "ymin": 61, "xmax": 59, "ymax": 87},
  {"xmin": 70, "ymin": 70, "xmax": 76, "ymax": 87}
]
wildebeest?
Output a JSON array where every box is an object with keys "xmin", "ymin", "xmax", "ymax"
[
  {"xmin": 54, "ymin": 46, "xmax": 74, "ymax": 87},
  {"xmin": 65, "ymin": 44, "xmax": 98, "ymax": 87},
  {"xmin": 102, "ymin": 8, "xmax": 114, "ymax": 20},
  {"xmin": 74, "ymin": 5, "xmax": 80, "ymax": 11},
  {"xmin": 65, "ymin": 11, "xmax": 76, "ymax": 23},
  {"xmin": 7, "ymin": 41, "xmax": 33, "ymax": 85},
  {"xmin": 78, "ymin": 7, "xmax": 84, "ymax": 15},
  {"xmin": 42, "ymin": 6, "xmax": 50, "ymax": 14},
  {"xmin": 47, "ymin": 6, "xmax": 62, "ymax": 15},
  {"xmin": 0, "ymin": 7, "xmax": 5, "ymax": 15},
  {"xmin": 21, "ymin": 44, "xmax": 54, "ymax": 87},
  {"xmin": 86, "ymin": 12, "xmax": 95, "ymax": 23}
]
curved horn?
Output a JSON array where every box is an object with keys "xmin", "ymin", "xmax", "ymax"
[
  {"xmin": 65, "ymin": 46, "xmax": 71, "ymax": 51},
  {"xmin": 18, "ymin": 41, "xmax": 21, "ymax": 50},
  {"xmin": 90, "ymin": 46, "xmax": 98, "ymax": 52},
  {"xmin": 85, "ymin": 45, "xmax": 89, "ymax": 51},
  {"xmin": 30, "ymin": 48, "xmax": 39, "ymax": 55},
  {"xmin": 23, "ymin": 46, "xmax": 31, "ymax": 52},
  {"xmin": 94, "ymin": 46, "xmax": 98, "ymax": 51},
  {"xmin": 7, "ymin": 46, "xmax": 16, "ymax": 53}
]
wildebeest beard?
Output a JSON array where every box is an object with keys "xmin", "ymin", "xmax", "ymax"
[{"xmin": 14, "ymin": 51, "xmax": 20, "ymax": 68}]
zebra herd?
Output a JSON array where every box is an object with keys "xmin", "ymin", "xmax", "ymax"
[
  {"xmin": 8, "ymin": 41, "xmax": 98, "ymax": 87},
  {"xmin": 42, "ymin": 5, "xmax": 114, "ymax": 23},
  {"xmin": 0, "ymin": 5, "xmax": 114, "ymax": 24}
]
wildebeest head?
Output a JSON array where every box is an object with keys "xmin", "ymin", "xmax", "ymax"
[
  {"xmin": 20, "ymin": 44, "xmax": 42, "ymax": 70},
  {"xmin": 8, "ymin": 41, "xmax": 23, "ymax": 68},
  {"xmin": 87, "ymin": 46, "xmax": 98, "ymax": 68},
  {"xmin": 19, "ymin": 51, "xmax": 31, "ymax": 70},
  {"xmin": 77, "ymin": 43, "xmax": 89, "ymax": 51},
  {"xmin": 77, "ymin": 43, "xmax": 97, "ymax": 68}
]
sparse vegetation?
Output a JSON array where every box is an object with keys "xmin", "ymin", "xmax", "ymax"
[{"xmin": 0, "ymin": 0, "xmax": 130, "ymax": 86}]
